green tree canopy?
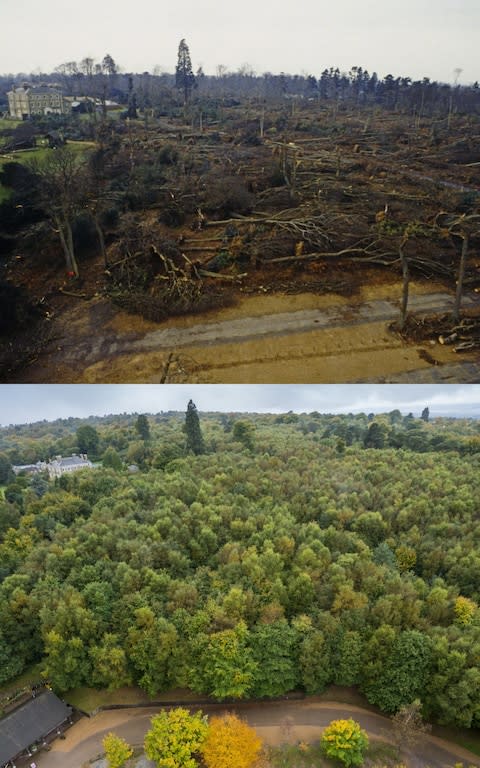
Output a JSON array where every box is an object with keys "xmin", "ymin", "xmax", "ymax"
[
  {"xmin": 232, "ymin": 421, "xmax": 255, "ymax": 451},
  {"xmin": 102, "ymin": 446, "xmax": 123, "ymax": 471},
  {"xmin": 76, "ymin": 425, "xmax": 99, "ymax": 457}
]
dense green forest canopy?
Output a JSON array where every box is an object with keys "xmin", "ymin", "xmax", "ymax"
[{"xmin": 0, "ymin": 408, "xmax": 479, "ymax": 730}]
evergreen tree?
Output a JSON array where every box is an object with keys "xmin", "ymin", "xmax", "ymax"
[
  {"xmin": 0, "ymin": 453, "xmax": 14, "ymax": 484},
  {"xmin": 176, "ymin": 39, "xmax": 196, "ymax": 104},
  {"xmin": 363, "ymin": 422, "xmax": 384, "ymax": 449},
  {"xmin": 127, "ymin": 76, "xmax": 137, "ymax": 119},
  {"xmin": 76, "ymin": 425, "xmax": 99, "ymax": 456},
  {"xmin": 102, "ymin": 54, "xmax": 118, "ymax": 76},
  {"xmin": 421, "ymin": 407, "xmax": 430, "ymax": 422},
  {"xmin": 185, "ymin": 400, "xmax": 205, "ymax": 455},
  {"xmin": 136, "ymin": 414, "xmax": 151, "ymax": 441}
]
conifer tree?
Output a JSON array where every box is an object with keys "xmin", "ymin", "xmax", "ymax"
[
  {"xmin": 421, "ymin": 407, "xmax": 430, "ymax": 422},
  {"xmin": 176, "ymin": 39, "xmax": 196, "ymax": 104},
  {"xmin": 136, "ymin": 414, "xmax": 151, "ymax": 441},
  {"xmin": 185, "ymin": 399, "xmax": 205, "ymax": 455}
]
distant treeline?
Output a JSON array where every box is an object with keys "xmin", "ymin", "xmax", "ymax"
[{"xmin": 2, "ymin": 55, "xmax": 480, "ymax": 116}]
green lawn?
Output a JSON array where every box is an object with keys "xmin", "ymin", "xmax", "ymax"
[
  {"xmin": 0, "ymin": 118, "xmax": 22, "ymax": 130},
  {"xmin": 267, "ymin": 738, "xmax": 399, "ymax": 768},
  {"xmin": 0, "ymin": 139, "xmax": 95, "ymax": 166},
  {"xmin": 0, "ymin": 146, "xmax": 51, "ymax": 165},
  {"xmin": 0, "ymin": 140, "xmax": 96, "ymax": 202}
]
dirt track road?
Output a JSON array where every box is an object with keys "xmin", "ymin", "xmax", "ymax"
[
  {"xmin": 33, "ymin": 699, "xmax": 479, "ymax": 768},
  {"xmin": 16, "ymin": 280, "xmax": 479, "ymax": 383}
]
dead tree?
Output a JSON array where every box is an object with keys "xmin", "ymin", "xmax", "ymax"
[
  {"xmin": 32, "ymin": 147, "xmax": 87, "ymax": 277},
  {"xmin": 437, "ymin": 213, "xmax": 480, "ymax": 322},
  {"xmin": 271, "ymin": 141, "xmax": 301, "ymax": 201},
  {"xmin": 392, "ymin": 701, "xmax": 431, "ymax": 750},
  {"xmin": 398, "ymin": 230, "xmax": 410, "ymax": 331},
  {"xmin": 454, "ymin": 231, "xmax": 469, "ymax": 323}
]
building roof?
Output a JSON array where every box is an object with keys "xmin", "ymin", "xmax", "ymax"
[
  {"xmin": 28, "ymin": 86, "xmax": 62, "ymax": 95},
  {"xmin": 0, "ymin": 690, "xmax": 72, "ymax": 765},
  {"xmin": 13, "ymin": 464, "xmax": 39, "ymax": 472},
  {"xmin": 7, "ymin": 86, "xmax": 63, "ymax": 96},
  {"xmin": 56, "ymin": 456, "xmax": 91, "ymax": 468},
  {"xmin": 12, "ymin": 462, "xmax": 46, "ymax": 475}
]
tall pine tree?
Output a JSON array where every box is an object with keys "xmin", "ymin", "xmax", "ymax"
[
  {"xmin": 421, "ymin": 407, "xmax": 430, "ymax": 422},
  {"xmin": 185, "ymin": 400, "xmax": 205, "ymax": 455},
  {"xmin": 175, "ymin": 39, "xmax": 196, "ymax": 104},
  {"xmin": 136, "ymin": 414, "xmax": 151, "ymax": 441}
]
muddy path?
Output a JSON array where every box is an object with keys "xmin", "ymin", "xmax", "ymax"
[
  {"xmin": 33, "ymin": 699, "xmax": 479, "ymax": 768},
  {"xmin": 16, "ymin": 279, "xmax": 479, "ymax": 383}
]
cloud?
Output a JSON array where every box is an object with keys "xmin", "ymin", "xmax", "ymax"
[
  {"xmin": 1, "ymin": 0, "xmax": 479, "ymax": 83},
  {"xmin": 0, "ymin": 385, "xmax": 479, "ymax": 426}
]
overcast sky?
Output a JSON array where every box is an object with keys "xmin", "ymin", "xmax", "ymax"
[
  {"xmin": 0, "ymin": 385, "xmax": 479, "ymax": 426},
  {"xmin": 1, "ymin": 0, "xmax": 478, "ymax": 84}
]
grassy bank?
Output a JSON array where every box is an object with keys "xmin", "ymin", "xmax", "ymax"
[
  {"xmin": 0, "ymin": 118, "xmax": 22, "ymax": 130},
  {"xmin": 0, "ymin": 139, "xmax": 96, "ymax": 202},
  {"xmin": 0, "ymin": 139, "xmax": 95, "ymax": 166},
  {"xmin": 433, "ymin": 725, "xmax": 480, "ymax": 758},
  {"xmin": 267, "ymin": 740, "xmax": 398, "ymax": 768},
  {"xmin": 66, "ymin": 686, "xmax": 210, "ymax": 713},
  {"xmin": 0, "ymin": 663, "xmax": 43, "ymax": 699}
]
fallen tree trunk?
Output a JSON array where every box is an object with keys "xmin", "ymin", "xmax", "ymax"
[{"xmin": 262, "ymin": 243, "xmax": 389, "ymax": 263}]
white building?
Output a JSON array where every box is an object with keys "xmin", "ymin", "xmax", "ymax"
[
  {"xmin": 12, "ymin": 461, "xmax": 47, "ymax": 476},
  {"xmin": 7, "ymin": 85, "xmax": 71, "ymax": 119},
  {"xmin": 47, "ymin": 454, "xmax": 93, "ymax": 479}
]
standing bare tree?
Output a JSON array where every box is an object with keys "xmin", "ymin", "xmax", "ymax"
[
  {"xmin": 448, "ymin": 214, "xmax": 480, "ymax": 322},
  {"xmin": 434, "ymin": 212, "xmax": 480, "ymax": 322},
  {"xmin": 398, "ymin": 229, "xmax": 410, "ymax": 331},
  {"xmin": 33, "ymin": 147, "xmax": 88, "ymax": 277},
  {"xmin": 448, "ymin": 68, "xmax": 463, "ymax": 130}
]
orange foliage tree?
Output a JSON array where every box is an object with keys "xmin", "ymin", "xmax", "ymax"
[{"xmin": 201, "ymin": 713, "xmax": 262, "ymax": 768}]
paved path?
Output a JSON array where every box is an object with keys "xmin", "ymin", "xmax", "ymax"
[
  {"xmin": 33, "ymin": 699, "xmax": 479, "ymax": 768},
  {"xmin": 87, "ymin": 292, "xmax": 476, "ymax": 357}
]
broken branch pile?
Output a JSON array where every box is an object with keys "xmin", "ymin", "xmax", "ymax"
[{"xmin": 398, "ymin": 313, "xmax": 480, "ymax": 352}]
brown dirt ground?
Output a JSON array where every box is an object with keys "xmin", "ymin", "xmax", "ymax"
[{"xmin": 12, "ymin": 273, "xmax": 478, "ymax": 383}]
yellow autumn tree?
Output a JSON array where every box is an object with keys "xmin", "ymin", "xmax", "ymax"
[
  {"xmin": 144, "ymin": 708, "xmax": 208, "ymax": 768},
  {"xmin": 201, "ymin": 713, "xmax": 262, "ymax": 768},
  {"xmin": 454, "ymin": 596, "xmax": 477, "ymax": 625},
  {"xmin": 103, "ymin": 732, "xmax": 133, "ymax": 768},
  {"xmin": 320, "ymin": 719, "xmax": 369, "ymax": 767}
]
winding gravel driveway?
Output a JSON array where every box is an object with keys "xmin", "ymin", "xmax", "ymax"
[{"xmin": 32, "ymin": 699, "xmax": 479, "ymax": 768}]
